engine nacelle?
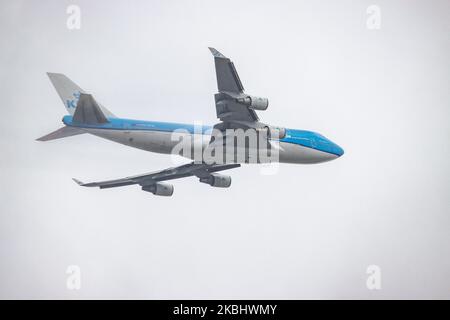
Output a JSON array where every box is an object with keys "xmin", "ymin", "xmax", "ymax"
[
  {"xmin": 142, "ymin": 182, "xmax": 174, "ymax": 196},
  {"xmin": 199, "ymin": 173, "xmax": 232, "ymax": 188},
  {"xmin": 237, "ymin": 95, "xmax": 269, "ymax": 111}
]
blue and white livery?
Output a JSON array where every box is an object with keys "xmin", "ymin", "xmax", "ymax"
[{"xmin": 37, "ymin": 48, "xmax": 344, "ymax": 196}]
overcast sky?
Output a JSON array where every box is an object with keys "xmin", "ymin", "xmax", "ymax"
[{"xmin": 1, "ymin": 0, "xmax": 449, "ymax": 299}]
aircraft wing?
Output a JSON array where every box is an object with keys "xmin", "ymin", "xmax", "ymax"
[
  {"xmin": 209, "ymin": 47, "xmax": 260, "ymax": 123},
  {"xmin": 209, "ymin": 47, "xmax": 244, "ymax": 93},
  {"xmin": 73, "ymin": 162, "xmax": 240, "ymax": 194}
]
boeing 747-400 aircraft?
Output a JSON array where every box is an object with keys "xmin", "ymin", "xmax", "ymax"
[{"xmin": 38, "ymin": 48, "xmax": 344, "ymax": 196}]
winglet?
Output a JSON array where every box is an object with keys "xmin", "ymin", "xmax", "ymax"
[
  {"xmin": 208, "ymin": 47, "xmax": 228, "ymax": 59},
  {"xmin": 72, "ymin": 178, "xmax": 84, "ymax": 186}
]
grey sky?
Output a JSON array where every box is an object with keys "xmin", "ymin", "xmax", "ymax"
[{"xmin": 0, "ymin": 0, "xmax": 449, "ymax": 299}]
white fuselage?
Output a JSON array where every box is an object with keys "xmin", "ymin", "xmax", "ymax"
[{"xmin": 84, "ymin": 128, "xmax": 339, "ymax": 164}]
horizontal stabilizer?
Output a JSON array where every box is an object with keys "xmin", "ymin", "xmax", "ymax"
[
  {"xmin": 36, "ymin": 126, "xmax": 85, "ymax": 141},
  {"xmin": 73, "ymin": 93, "xmax": 109, "ymax": 125}
]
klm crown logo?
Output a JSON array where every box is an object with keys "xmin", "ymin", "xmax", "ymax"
[{"xmin": 66, "ymin": 91, "xmax": 81, "ymax": 109}]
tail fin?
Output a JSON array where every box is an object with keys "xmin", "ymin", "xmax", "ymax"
[
  {"xmin": 46, "ymin": 73, "xmax": 115, "ymax": 117},
  {"xmin": 36, "ymin": 92, "xmax": 109, "ymax": 141},
  {"xmin": 38, "ymin": 73, "xmax": 115, "ymax": 142}
]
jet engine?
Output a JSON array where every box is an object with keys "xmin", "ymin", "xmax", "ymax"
[
  {"xmin": 142, "ymin": 182, "xmax": 174, "ymax": 196},
  {"xmin": 236, "ymin": 95, "xmax": 269, "ymax": 111},
  {"xmin": 199, "ymin": 173, "xmax": 232, "ymax": 188}
]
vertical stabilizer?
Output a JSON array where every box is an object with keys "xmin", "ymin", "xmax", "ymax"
[{"xmin": 46, "ymin": 73, "xmax": 115, "ymax": 117}]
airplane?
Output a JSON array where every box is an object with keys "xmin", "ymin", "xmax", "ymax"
[{"xmin": 37, "ymin": 47, "xmax": 344, "ymax": 196}]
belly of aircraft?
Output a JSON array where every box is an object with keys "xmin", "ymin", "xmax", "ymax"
[{"xmin": 84, "ymin": 129, "xmax": 336, "ymax": 164}]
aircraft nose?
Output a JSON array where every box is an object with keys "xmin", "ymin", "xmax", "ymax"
[
  {"xmin": 333, "ymin": 142, "xmax": 344, "ymax": 157},
  {"xmin": 314, "ymin": 135, "xmax": 344, "ymax": 158}
]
